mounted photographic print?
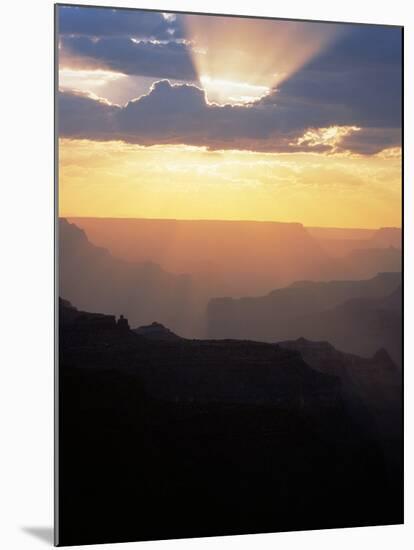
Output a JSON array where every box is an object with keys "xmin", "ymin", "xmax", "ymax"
[{"xmin": 55, "ymin": 3, "xmax": 403, "ymax": 546}]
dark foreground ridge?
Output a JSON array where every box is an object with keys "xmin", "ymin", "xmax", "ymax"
[{"xmin": 57, "ymin": 299, "xmax": 403, "ymax": 546}]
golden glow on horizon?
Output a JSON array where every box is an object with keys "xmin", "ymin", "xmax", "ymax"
[
  {"xmin": 184, "ymin": 15, "xmax": 342, "ymax": 105},
  {"xmin": 59, "ymin": 139, "xmax": 401, "ymax": 229}
]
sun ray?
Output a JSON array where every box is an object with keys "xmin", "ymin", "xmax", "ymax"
[{"xmin": 184, "ymin": 15, "xmax": 343, "ymax": 105}]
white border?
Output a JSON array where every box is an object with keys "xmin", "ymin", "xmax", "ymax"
[{"xmin": 0, "ymin": 1, "xmax": 412, "ymax": 548}]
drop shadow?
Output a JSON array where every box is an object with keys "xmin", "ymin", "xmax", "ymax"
[{"xmin": 22, "ymin": 526, "xmax": 54, "ymax": 545}]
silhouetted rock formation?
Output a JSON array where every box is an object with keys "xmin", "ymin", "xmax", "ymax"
[
  {"xmin": 133, "ymin": 321, "xmax": 182, "ymax": 341},
  {"xmin": 117, "ymin": 314, "xmax": 130, "ymax": 331},
  {"xmin": 61, "ymin": 218, "xmax": 402, "ymax": 340},
  {"xmin": 279, "ymin": 338, "xmax": 401, "ymax": 438},
  {"xmin": 207, "ymin": 272, "xmax": 401, "ymax": 362},
  {"xmin": 60, "ymin": 297, "xmax": 117, "ymax": 328},
  {"xmin": 293, "ymin": 284, "xmax": 402, "ymax": 365},
  {"xmin": 59, "ymin": 218, "xmax": 200, "ymax": 335},
  {"xmin": 58, "ymin": 300, "xmax": 402, "ymax": 545},
  {"xmin": 279, "ymin": 337, "xmax": 402, "ymax": 486},
  {"xmin": 59, "ymin": 298, "xmax": 339, "ymax": 408}
]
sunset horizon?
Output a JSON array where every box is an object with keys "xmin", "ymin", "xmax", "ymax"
[
  {"xmin": 58, "ymin": 6, "xmax": 402, "ymax": 229},
  {"xmin": 62, "ymin": 214, "xmax": 401, "ymax": 231},
  {"xmin": 56, "ymin": 5, "xmax": 403, "ymax": 546}
]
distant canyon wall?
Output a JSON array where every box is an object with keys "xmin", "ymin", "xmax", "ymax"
[
  {"xmin": 69, "ymin": 217, "xmax": 401, "ymax": 297},
  {"xmin": 60, "ymin": 218, "xmax": 402, "ymax": 347}
]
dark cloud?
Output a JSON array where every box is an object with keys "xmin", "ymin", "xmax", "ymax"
[
  {"xmin": 310, "ymin": 24, "xmax": 402, "ymax": 70},
  {"xmin": 338, "ymin": 128, "xmax": 402, "ymax": 155},
  {"xmin": 58, "ymin": 8, "xmax": 401, "ymax": 142},
  {"xmin": 58, "ymin": 81, "xmax": 290, "ymax": 150},
  {"xmin": 116, "ymin": 81, "xmax": 283, "ymax": 148},
  {"xmin": 264, "ymin": 25, "xmax": 402, "ymax": 130},
  {"xmin": 58, "ymin": 90, "xmax": 120, "ymax": 139},
  {"xmin": 58, "ymin": 5, "xmax": 185, "ymax": 40},
  {"xmin": 60, "ymin": 35, "xmax": 197, "ymax": 81},
  {"xmin": 58, "ymin": 9, "xmax": 402, "ymax": 155},
  {"xmin": 58, "ymin": 80, "xmax": 399, "ymax": 155}
]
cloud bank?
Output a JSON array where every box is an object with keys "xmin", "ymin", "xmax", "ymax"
[
  {"xmin": 59, "ymin": 80, "xmax": 400, "ymax": 155},
  {"xmin": 58, "ymin": 8, "xmax": 402, "ymax": 155},
  {"xmin": 60, "ymin": 36, "xmax": 197, "ymax": 81}
]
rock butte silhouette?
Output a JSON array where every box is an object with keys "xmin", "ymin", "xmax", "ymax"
[
  {"xmin": 57, "ymin": 298, "xmax": 402, "ymax": 545},
  {"xmin": 59, "ymin": 218, "xmax": 200, "ymax": 336},
  {"xmin": 133, "ymin": 321, "xmax": 182, "ymax": 341}
]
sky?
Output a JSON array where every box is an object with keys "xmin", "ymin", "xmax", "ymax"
[{"xmin": 58, "ymin": 5, "xmax": 402, "ymax": 228}]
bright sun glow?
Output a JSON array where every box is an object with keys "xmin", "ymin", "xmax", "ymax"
[
  {"xmin": 185, "ymin": 15, "xmax": 343, "ymax": 105},
  {"xmin": 199, "ymin": 76, "xmax": 270, "ymax": 105}
]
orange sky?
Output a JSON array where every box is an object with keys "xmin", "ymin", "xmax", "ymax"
[{"xmin": 59, "ymin": 138, "xmax": 401, "ymax": 228}]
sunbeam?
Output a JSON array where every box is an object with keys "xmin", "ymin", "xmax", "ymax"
[{"xmin": 184, "ymin": 15, "xmax": 343, "ymax": 105}]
